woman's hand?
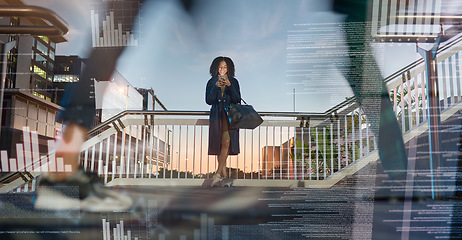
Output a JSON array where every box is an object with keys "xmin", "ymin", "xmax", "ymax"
[
  {"xmin": 216, "ymin": 79, "xmax": 224, "ymax": 87},
  {"xmin": 222, "ymin": 76, "xmax": 231, "ymax": 86},
  {"xmin": 216, "ymin": 75, "xmax": 231, "ymax": 87}
]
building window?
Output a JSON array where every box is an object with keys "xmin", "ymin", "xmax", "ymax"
[
  {"xmin": 36, "ymin": 41, "xmax": 48, "ymax": 56},
  {"xmin": 54, "ymin": 74, "xmax": 79, "ymax": 82},
  {"xmin": 33, "ymin": 65, "xmax": 47, "ymax": 79},
  {"xmin": 32, "ymin": 91, "xmax": 46, "ymax": 100},
  {"xmin": 32, "ymin": 91, "xmax": 50, "ymax": 102},
  {"xmin": 49, "ymin": 49, "xmax": 55, "ymax": 60},
  {"xmin": 39, "ymin": 36, "xmax": 49, "ymax": 44},
  {"xmin": 33, "ymin": 77, "xmax": 46, "ymax": 89},
  {"xmin": 35, "ymin": 53, "xmax": 47, "ymax": 68}
]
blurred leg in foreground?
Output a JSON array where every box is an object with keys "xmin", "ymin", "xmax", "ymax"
[
  {"xmin": 333, "ymin": 0, "xmax": 408, "ymax": 181},
  {"xmin": 35, "ymin": 0, "xmax": 198, "ymax": 212}
]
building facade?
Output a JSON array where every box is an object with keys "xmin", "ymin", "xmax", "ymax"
[
  {"xmin": 0, "ymin": 0, "xmax": 67, "ymax": 164},
  {"xmin": 53, "ymin": 55, "xmax": 84, "ymax": 105}
]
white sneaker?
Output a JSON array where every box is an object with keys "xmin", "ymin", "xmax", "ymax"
[
  {"xmin": 210, "ymin": 174, "xmax": 222, "ymax": 187},
  {"xmin": 220, "ymin": 178, "xmax": 233, "ymax": 187},
  {"xmin": 34, "ymin": 168, "xmax": 133, "ymax": 212}
]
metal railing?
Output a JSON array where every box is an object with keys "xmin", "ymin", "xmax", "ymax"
[
  {"xmin": 385, "ymin": 33, "xmax": 462, "ymax": 133},
  {"xmin": 80, "ymin": 109, "xmax": 374, "ymax": 183}
]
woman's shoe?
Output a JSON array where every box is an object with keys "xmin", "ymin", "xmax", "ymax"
[
  {"xmin": 211, "ymin": 174, "xmax": 222, "ymax": 187},
  {"xmin": 35, "ymin": 168, "xmax": 133, "ymax": 212},
  {"xmin": 220, "ymin": 178, "xmax": 233, "ymax": 187}
]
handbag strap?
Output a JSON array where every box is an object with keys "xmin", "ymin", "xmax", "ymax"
[{"xmin": 240, "ymin": 98, "xmax": 248, "ymax": 105}]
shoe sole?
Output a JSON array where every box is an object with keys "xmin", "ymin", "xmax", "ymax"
[{"xmin": 35, "ymin": 187, "xmax": 133, "ymax": 212}]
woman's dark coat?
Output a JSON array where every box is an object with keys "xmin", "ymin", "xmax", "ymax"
[{"xmin": 206, "ymin": 76, "xmax": 241, "ymax": 155}]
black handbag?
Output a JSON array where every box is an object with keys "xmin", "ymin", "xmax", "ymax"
[{"xmin": 227, "ymin": 98, "xmax": 263, "ymax": 129}]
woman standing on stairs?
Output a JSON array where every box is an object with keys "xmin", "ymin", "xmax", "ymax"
[{"xmin": 205, "ymin": 56, "xmax": 241, "ymax": 187}]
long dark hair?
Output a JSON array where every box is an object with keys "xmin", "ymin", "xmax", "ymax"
[{"xmin": 209, "ymin": 56, "xmax": 235, "ymax": 78}]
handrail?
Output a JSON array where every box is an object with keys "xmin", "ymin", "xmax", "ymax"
[
  {"xmin": 0, "ymin": 5, "xmax": 68, "ymax": 36},
  {"xmin": 383, "ymin": 32, "xmax": 462, "ymax": 84},
  {"xmin": 87, "ymin": 109, "xmax": 344, "ymax": 135}
]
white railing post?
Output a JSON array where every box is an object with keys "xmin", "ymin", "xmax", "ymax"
[
  {"xmin": 126, "ymin": 126, "xmax": 132, "ymax": 178},
  {"xmin": 359, "ymin": 110, "xmax": 362, "ymax": 158},
  {"xmin": 315, "ymin": 127, "xmax": 319, "ymax": 180},
  {"xmin": 97, "ymin": 140, "xmax": 103, "ymax": 176},
  {"xmin": 456, "ymin": 53, "xmax": 461, "ymax": 102},
  {"xmin": 133, "ymin": 126, "xmax": 139, "ymax": 178},
  {"xmin": 148, "ymin": 126, "xmax": 153, "ymax": 178},
  {"xmin": 287, "ymin": 127, "xmax": 290, "ymax": 180},
  {"xmin": 164, "ymin": 125, "xmax": 168, "ymax": 179},
  {"xmin": 323, "ymin": 127, "xmax": 326, "ymax": 179},
  {"xmin": 83, "ymin": 149, "xmax": 88, "ymax": 171},
  {"xmin": 278, "ymin": 126, "xmax": 282, "ymax": 180},
  {"xmin": 301, "ymin": 126, "xmax": 305, "ymax": 180},
  {"xmin": 330, "ymin": 123, "xmax": 333, "ymax": 176},
  {"xmin": 309, "ymin": 127, "xmax": 312, "ymax": 180},
  {"xmin": 170, "ymin": 126, "xmax": 175, "ymax": 179},
  {"xmin": 365, "ymin": 118, "xmax": 370, "ymax": 154},
  {"xmin": 351, "ymin": 112, "xmax": 355, "ymax": 162},
  {"xmin": 141, "ymin": 126, "xmax": 146, "ymax": 178},
  {"xmin": 193, "ymin": 126, "xmax": 196, "ymax": 179},
  {"xmin": 421, "ymin": 72, "xmax": 427, "ymax": 121},
  {"xmin": 400, "ymin": 84, "xmax": 405, "ymax": 133},
  {"xmin": 293, "ymin": 126, "xmax": 297, "ymax": 180},
  {"xmin": 251, "ymin": 129, "xmax": 254, "ymax": 179},
  {"xmin": 178, "ymin": 126, "xmax": 182, "ymax": 179},
  {"xmin": 199, "ymin": 126, "xmax": 202, "ymax": 178},
  {"xmin": 406, "ymin": 76, "xmax": 412, "ymax": 131},
  {"xmin": 104, "ymin": 137, "xmax": 110, "ymax": 183},
  {"xmin": 265, "ymin": 126, "xmax": 268, "ymax": 180},
  {"xmin": 111, "ymin": 133, "xmax": 117, "ymax": 182},
  {"xmin": 448, "ymin": 55, "xmax": 455, "ymax": 106},
  {"xmin": 441, "ymin": 61, "xmax": 448, "ymax": 109},
  {"xmin": 337, "ymin": 120, "xmax": 341, "ymax": 172},
  {"xmin": 90, "ymin": 145, "xmax": 96, "ymax": 173},
  {"xmin": 414, "ymin": 72, "xmax": 420, "ymax": 125},
  {"xmin": 258, "ymin": 127, "xmax": 261, "ymax": 180},
  {"xmin": 344, "ymin": 115, "xmax": 348, "ymax": 166},
  {"xmin": 243, "ymin": 129, "xmax": 246, "ymax": 179},
  {"xmin": 393, "ymin": 87, "xmax": 398, "ymax": 115},
  {"xmin": 112, "ymin": 132, "xmax": 117, "ymax": 181},
  {"xmin": 185, "ymin": 125, "xmax": 189, "ymax": 179},
  {"xmin": 119, "ymin": 128, "xmax": 125, "ymax": 178}
]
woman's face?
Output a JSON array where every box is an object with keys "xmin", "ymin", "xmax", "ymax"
[{"xmin": 218, "ymin": 60, "xmax": 228, "ymax": 76}]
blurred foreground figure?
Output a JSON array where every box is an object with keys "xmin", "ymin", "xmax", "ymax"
[
  {"xmin": 35, "ymin": 0, "xmax": 198, "ymax": 212},
  {"xmin": 333, "ymin": 0, "xmax": 408, "ymax": 181}
]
